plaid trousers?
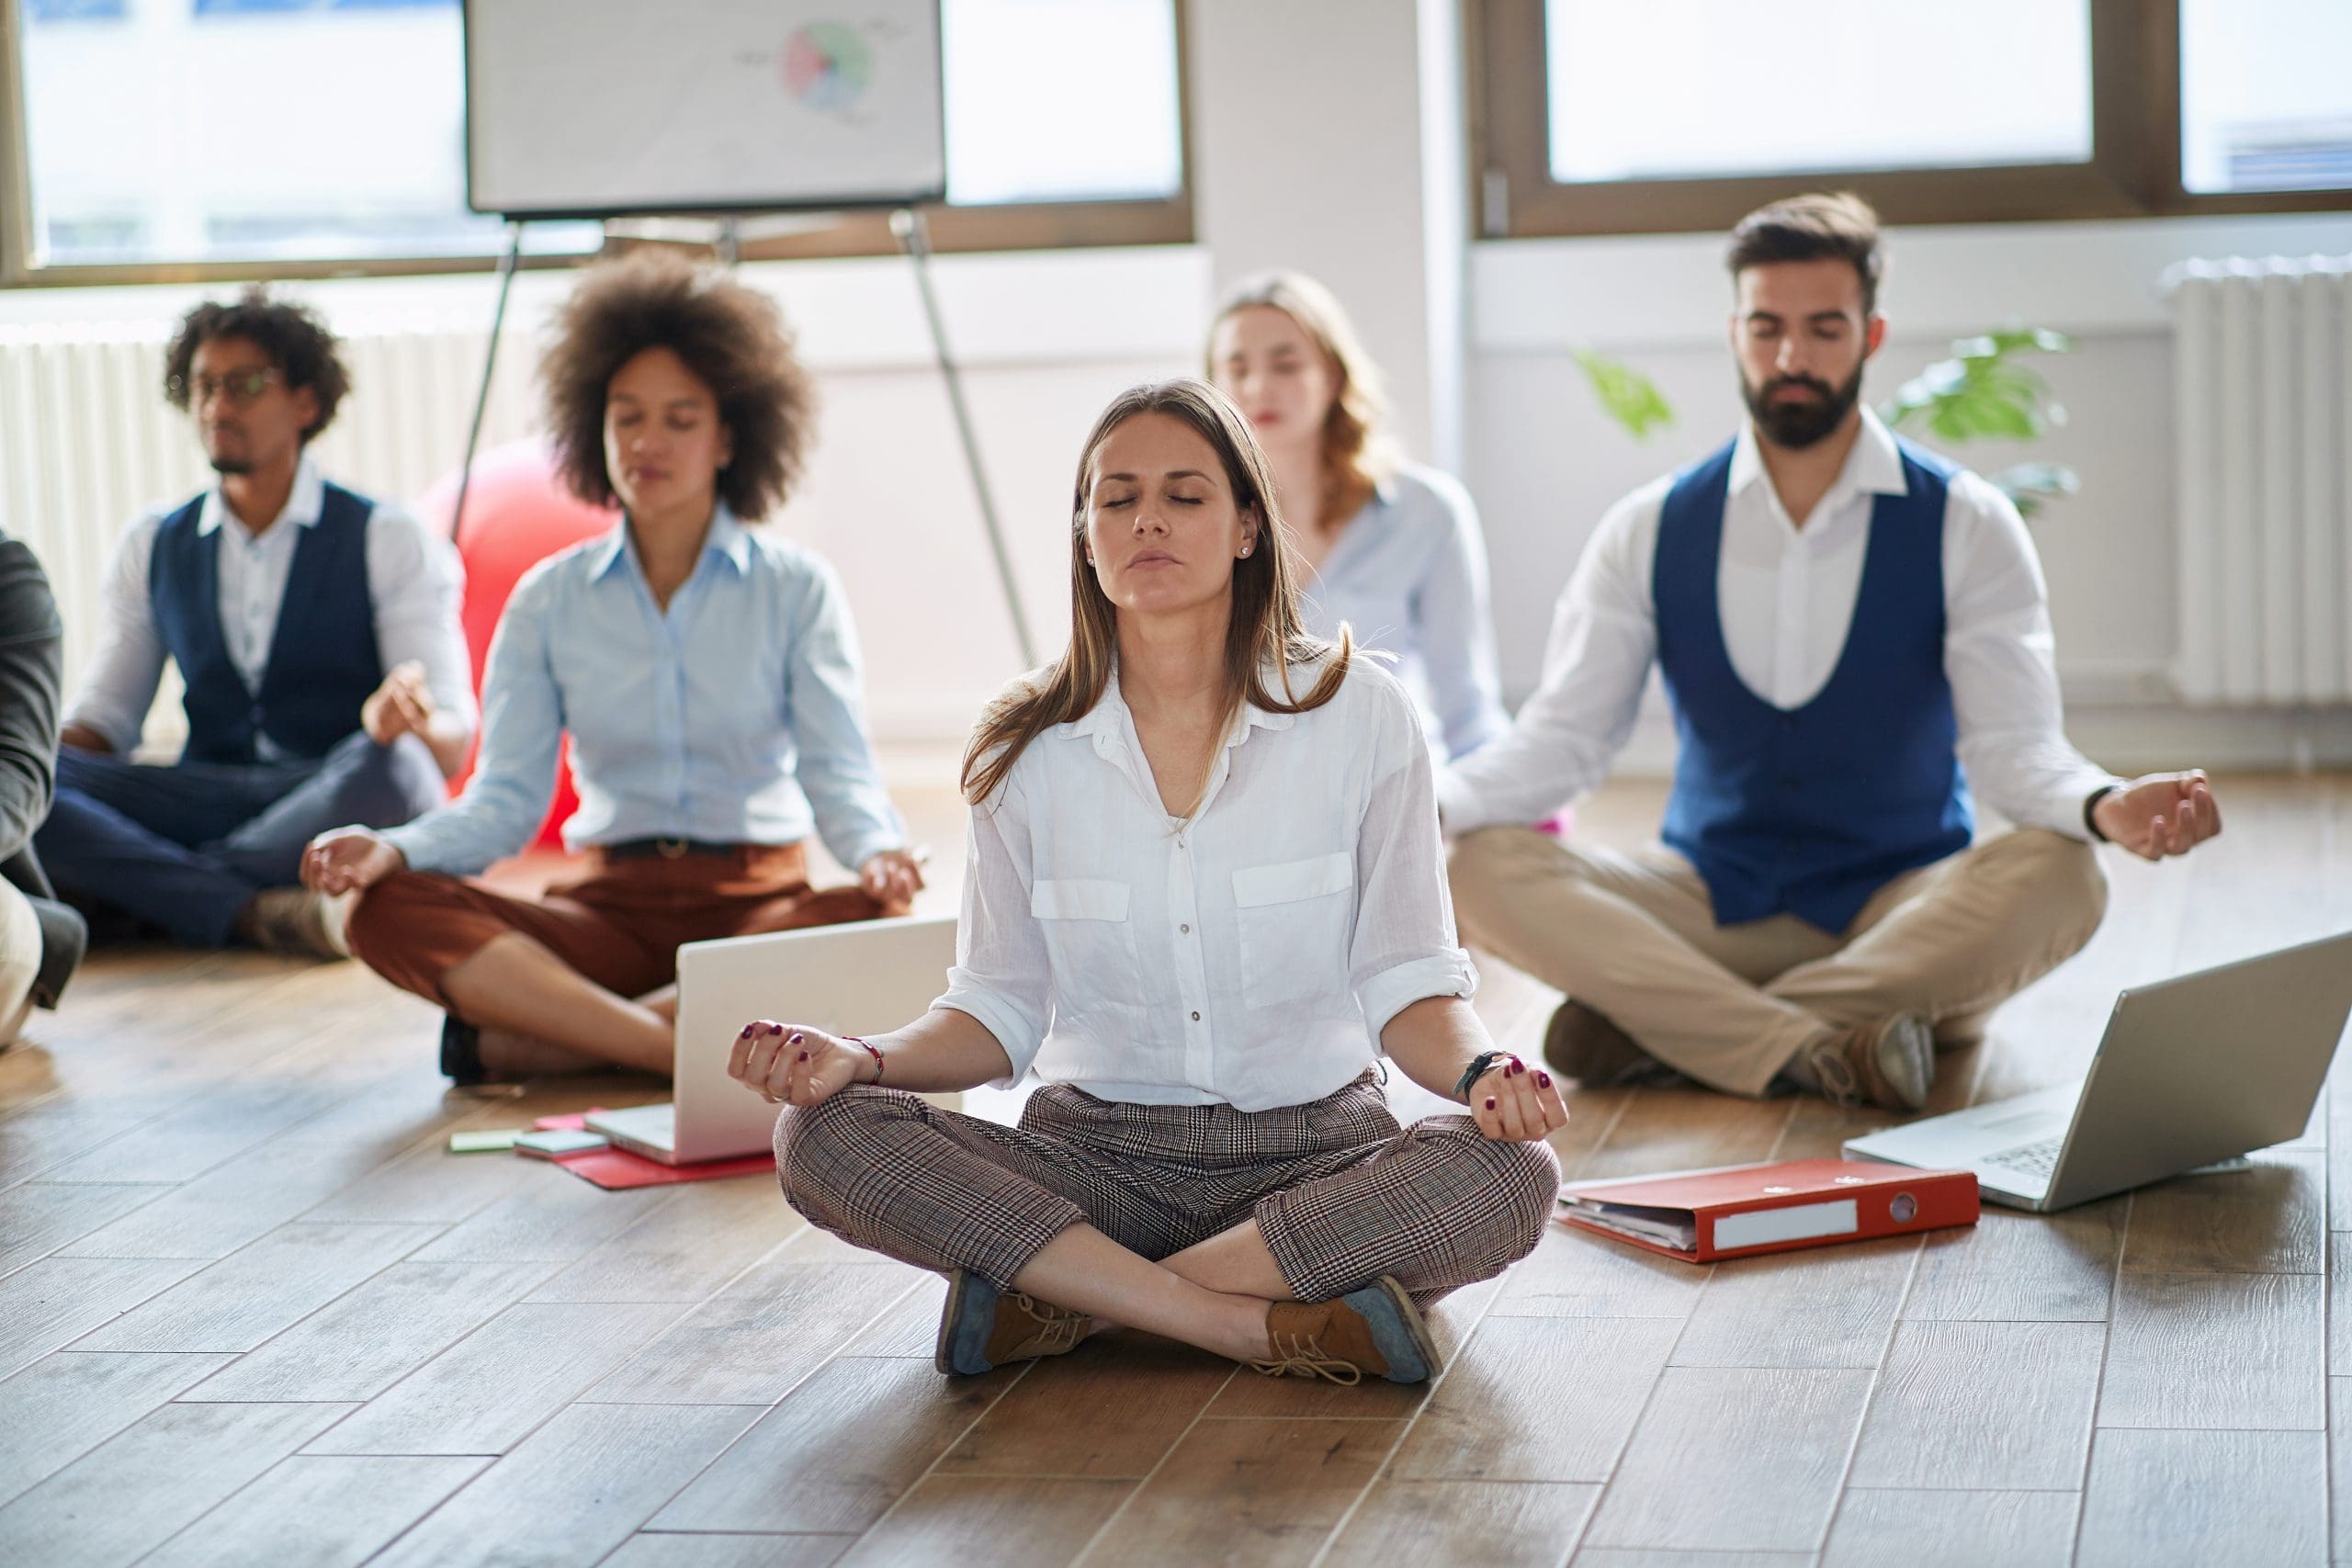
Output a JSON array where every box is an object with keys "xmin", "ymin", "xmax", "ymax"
[{"xmin": 774, "ymin": 1070, "xmax": 1559, "ymax": 1308}]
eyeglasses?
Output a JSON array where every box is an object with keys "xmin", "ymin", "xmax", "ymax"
[{"xmin": 171, "ymin": 368, "xmax": 281, "ymax": 408}]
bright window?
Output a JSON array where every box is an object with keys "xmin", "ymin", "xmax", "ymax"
[
  {"xmin": 14, "ymin": 0, "xmax": 1187, "ymax": 272},
  {"xmin": 2179, "ymin": 0, "xmax": 2352, "ymax": 195},
  {"xmin": 943, "ymin": 0, "xmax": 1183, "ymax": 206},
  {"xmin": 1544, "ymin": 0, "xmax": 2092, "ymax": 186}
]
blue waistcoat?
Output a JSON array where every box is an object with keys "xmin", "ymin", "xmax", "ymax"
[
  {"xmin": 1655, "ymin": 437, "xmax": 1973, "ymax": 933},
  {"xmin": 149, "ymin": 482, "xmax": 383, "ymax": 765}
]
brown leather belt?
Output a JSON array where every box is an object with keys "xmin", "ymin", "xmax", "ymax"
[{"xmin": 597, "ymin": 837, "xmax": 748, "ymax": 862}]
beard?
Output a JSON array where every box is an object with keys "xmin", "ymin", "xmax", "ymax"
[
  {"xmin": 207, "ymin": 455, "xmax": 253, "ymax": 476},
  {"xmin": 1742, "ymin": 361, "xmax": 1865, "ymax": 450}
]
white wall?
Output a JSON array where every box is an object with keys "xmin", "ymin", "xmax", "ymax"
[
  {"xmin": 0, "ymin": 248, "xmax": 1209, "ymax": 745},
  {"xmin": 6, "ymin": 0, "xmax": 2351, "ymax": 772}
]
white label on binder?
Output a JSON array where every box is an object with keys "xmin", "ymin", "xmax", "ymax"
[{"xmin": 1713, "ymin": 1199, "xmax": 1860, "ymax": 1251}]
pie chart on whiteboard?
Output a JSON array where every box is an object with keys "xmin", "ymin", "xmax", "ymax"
[{"xmin": 782, "ymin": 22, "xmax": 874, "ymax": 114}]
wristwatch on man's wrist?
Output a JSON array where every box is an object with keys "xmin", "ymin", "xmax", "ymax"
[{"xmin": 2083, "ymin": 784, "xmax": 2120, "ymax": 842}]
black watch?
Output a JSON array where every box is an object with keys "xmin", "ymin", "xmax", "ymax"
[
  {"xmin": 2083, "ymin": 783, "xmax": 2120, "ymax": 843},
  {"xmin": 1454, "ymin": 1049, "xmax": 1510, "ymax": 1101}
]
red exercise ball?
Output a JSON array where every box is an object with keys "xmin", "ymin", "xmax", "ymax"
[{"xmin": 414, "ymin": 439, "xmax": 618, "ymax": 848}]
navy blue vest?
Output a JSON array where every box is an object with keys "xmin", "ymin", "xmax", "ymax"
[
  {"xmin": 149, "ymin": 482, "xmax": 384, "ymax": 765},
  {"xmin": 1655, "ymin": 437, "xmax": 1973, "ymax": 934}
]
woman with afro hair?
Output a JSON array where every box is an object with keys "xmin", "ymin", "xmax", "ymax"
[{"xmin": 306, "ymin": 251, "xmax": 922, "ymax": 1083}]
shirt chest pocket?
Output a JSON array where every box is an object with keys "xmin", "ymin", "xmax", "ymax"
[
  {"xmin": 1231, "ymin": 851, "xmax": 1355, "ymax": 1010},
  {"xmin": 1031, "ymin": 878, "xmax": 1148, "ymax": 1008}
]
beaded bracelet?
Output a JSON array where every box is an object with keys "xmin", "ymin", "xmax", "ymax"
[{"xmin": 844, "ymin": 1035, "xmax": 885, "ymax": 1083}]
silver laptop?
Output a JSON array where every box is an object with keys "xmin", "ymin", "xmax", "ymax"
[
  {"xmin": 587, "ymin": 914, "xmax": 958, "ymax": 1166},
  {"xmin": 1845, "ymin": 930, "xmax": 2352, "ymax": 1212}
]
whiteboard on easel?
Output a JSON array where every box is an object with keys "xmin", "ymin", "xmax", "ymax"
[{"xmin": 463, "ymin": 0, "xmax": 945, "ymax": 219}]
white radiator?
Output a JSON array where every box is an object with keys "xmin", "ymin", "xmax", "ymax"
[
  {"xmin": 2165, "ymin": 255, "xmax": 2352, "ymax": 706},
  {"xmin": 0, "ymin": 315, "xmax": 539, "ymax": 691}
]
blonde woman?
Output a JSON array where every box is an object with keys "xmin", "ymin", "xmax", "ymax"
[
  {"xmin": 1208, "ymin": 271, "xmax": 1508, "ymax": 761},
  {"xmin": 732, "ymin": 380, "xmax": 1563, "ymax": 1386}
]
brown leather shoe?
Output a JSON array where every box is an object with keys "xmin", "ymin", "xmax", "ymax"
[
  {"xmin": 1543, "ymin": 998, "xmax": 1681, "ymax": 1088},
  {"xmin": 243, "ymin": 887, "xmax": 350, "ymax": 961},
  {"xmin": 1251, "ymin": 1276, "xmax": 1440, "ymax": 1385},
  {"xmin": 935, "ymin": 1269, "xmax": 1090, "ymax": 1376},
  {"xmin": 1799, "ymin": 1013, "xmax": 1934, "ymax": 1111}
]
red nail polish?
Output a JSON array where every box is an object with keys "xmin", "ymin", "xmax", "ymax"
[
  {"xmin": 786, "ymin": 1031, "xmax": 805, "ymax": 1045},
  {"xmin": 797, "ymin": 1051, "xmax": 809, "ymax": 1062},
  {"xmin": 1485, "ymin": 1097, "xmax": 1497, "ymax": 1110},
  {"xmin": 1537, "ymin": 1070, "xmax": 1553, "ymax": 1088}
]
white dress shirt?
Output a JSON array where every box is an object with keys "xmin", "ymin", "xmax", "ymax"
[
  {"xmin": 1440, "ymin": 410, "xmax": 2121, "ymax": 837},
  {"xmin": 934, "ymin": 655, "xmax": 1477, "ymax": 1112},
  {"xmin": 66, "ymin": 456, "xmax": 476, "ymax": 759}
]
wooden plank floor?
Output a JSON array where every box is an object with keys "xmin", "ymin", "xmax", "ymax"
[{"xmin": 0, "ymin": 772, "xmax": 2344, "ymax": 1567}]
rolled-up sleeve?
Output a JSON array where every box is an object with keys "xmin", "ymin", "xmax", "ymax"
[
  {"xmin": 365, "ymin": 503, "xmax": 478, "ymax": 741},
  {"xmin": 382, "ymin": 570, "xmax": 563, "ymax": 875},
  {"xmin": 932, "ymin": 766, "xmax": 1053, "ymax": 1084},
  {"xmin": 1351, "ymin": 678, "xmax": 1477, "ymax": 1045},
  {"xmin": 784, "ymin": 559, "xmax": 904, "ymax": 874},
  {"xmin": 63, "ymin": 515, "xmax": 168, "ymax": 755}
]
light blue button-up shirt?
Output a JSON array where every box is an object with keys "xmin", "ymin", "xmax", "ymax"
[
  {"xmin": 1296, "ymin": 464, "xmax": 1508, "ymax": 762},
  {"xmin": 385, "ymin": 506, "xmax": 904, "ymax": 877}
]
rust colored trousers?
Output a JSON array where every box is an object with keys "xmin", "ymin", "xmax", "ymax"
[{"xmin": 345, "ymin": 842, "xmax": 890, "ymax": 1014}]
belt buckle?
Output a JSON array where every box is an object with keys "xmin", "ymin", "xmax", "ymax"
[{"xmin": 655, "ymin": 836, "xmax": 689, "ymax": 861}]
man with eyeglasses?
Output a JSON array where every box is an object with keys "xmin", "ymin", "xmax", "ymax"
[{"xmin": 36, "ymin": 288, "xmax": 475, "ymax": 957}]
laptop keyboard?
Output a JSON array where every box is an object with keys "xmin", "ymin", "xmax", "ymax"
[{"xmin": 1980, "ymin": 1136, "xmax": 2064, "ymax": 1180}]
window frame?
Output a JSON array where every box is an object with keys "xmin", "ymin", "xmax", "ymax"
[
  {"xmin": 1469, "ymin": 0, "xmax": 2352, "ymax": 240},
  {"xmin": 0, "ymin": 0, "xmax": 1193, "ymax": 288}
]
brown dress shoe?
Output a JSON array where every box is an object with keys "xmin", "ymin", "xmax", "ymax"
[
  {"xmin": 1797, "ymin": 1013, "xmax": 1934, "ymax": 1111},
  {"xmin": 1251, "ymin": 1276, "xmax": 1441, "ymax": 1385},
  {"xmin": 936, "ymin": 1269, "xmax": 1089, "ymax": 1376},
  {"xmin": 243, "ymin": 888, "xmax": 350, "ymax": 961},
  {"xmin": 1542, "ymin": 998, "xmax": 1682, "ymax": 1088}
]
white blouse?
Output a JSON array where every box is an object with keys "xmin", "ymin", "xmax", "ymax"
[{"xmin": 933, "ymin": 655, "xmax": 1477, "ymax": 1111}]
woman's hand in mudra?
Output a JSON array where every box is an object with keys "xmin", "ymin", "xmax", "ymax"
[
  {"xmin": 1471, "ymin": 1055, "xmax": 1569, "ymax": 1143},
  {"xmin": 729, "ymin": 1020, "xmax": 869, "ymax": 1107}
]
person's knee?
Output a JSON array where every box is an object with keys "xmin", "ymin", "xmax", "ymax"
[
  {"xmin": 2000, "ymin": 829, "xmax": 2110, "ymax": 942},
  {"xmin": 774, "ymin": 1087, "xmax": 910, "ymax": 1212},
  {"xmin": 1487, "ymin": 1134, "xmax": 1563, "ymax": 1260},
  {"xmin": 1423, "ymin": 1119, "xmax": 1560, "ymax": 1265},
  {"xmin": 1447, "ymin": 826, "xmax": 1565, "ymax": 930},
  {"xmin": 330, "ymin": 732, "xmax": 443, "ymax": 825},
  {"xmin": 343, "ymin": 871, "xmax": 452, "ymax": 967},
  {"xmin": 1448, "ymin": 826, "xmax": 1541, "ymax": 889},
  {"xmin": 52, "ymin": 748, "xmax": 121, "ymax": 792}
]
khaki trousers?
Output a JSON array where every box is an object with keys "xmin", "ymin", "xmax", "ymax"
[{"xmin": 1447, "ymin": 827, "xmax": 2110, "ymax": 1097}]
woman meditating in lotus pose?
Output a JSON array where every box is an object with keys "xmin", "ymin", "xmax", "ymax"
[
  {"xmin": 731, "ymin": 379, "xmax": 1565, "ymax": 1386},
  {"xmin": 306, "ymin": 252, "xmax": 922, "ymax": 1082}
]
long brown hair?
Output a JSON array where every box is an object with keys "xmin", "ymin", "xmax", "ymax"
[
  {"xmin": 960, "ymin": 379, "xmax": 1352, "ymax": 807},
  {"xmin": 1209, "ymin": 271, "xmax": 1396, "ymax": 526}
]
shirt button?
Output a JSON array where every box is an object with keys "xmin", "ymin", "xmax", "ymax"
[
  {"xmin": 1181, "ymin": 924, "xmax": 1190, "ymax": 934},
  {"xmin": 1190, "ymin": 1010, "xmax": 1201, "ymax": 1021}
]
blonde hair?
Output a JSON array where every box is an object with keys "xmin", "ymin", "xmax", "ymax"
[
  {"xmin": 1209, "ymin": 270, "xmax": 1397, "ymax": 526},
  {"xmin": 959, "ymin": 379, "xmax": 1352, "ymax": 807}
]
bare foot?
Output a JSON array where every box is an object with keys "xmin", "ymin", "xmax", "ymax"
[{"xmin": 476, "ymin": 1027, "xmax": 610, "ymax": 1079}]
